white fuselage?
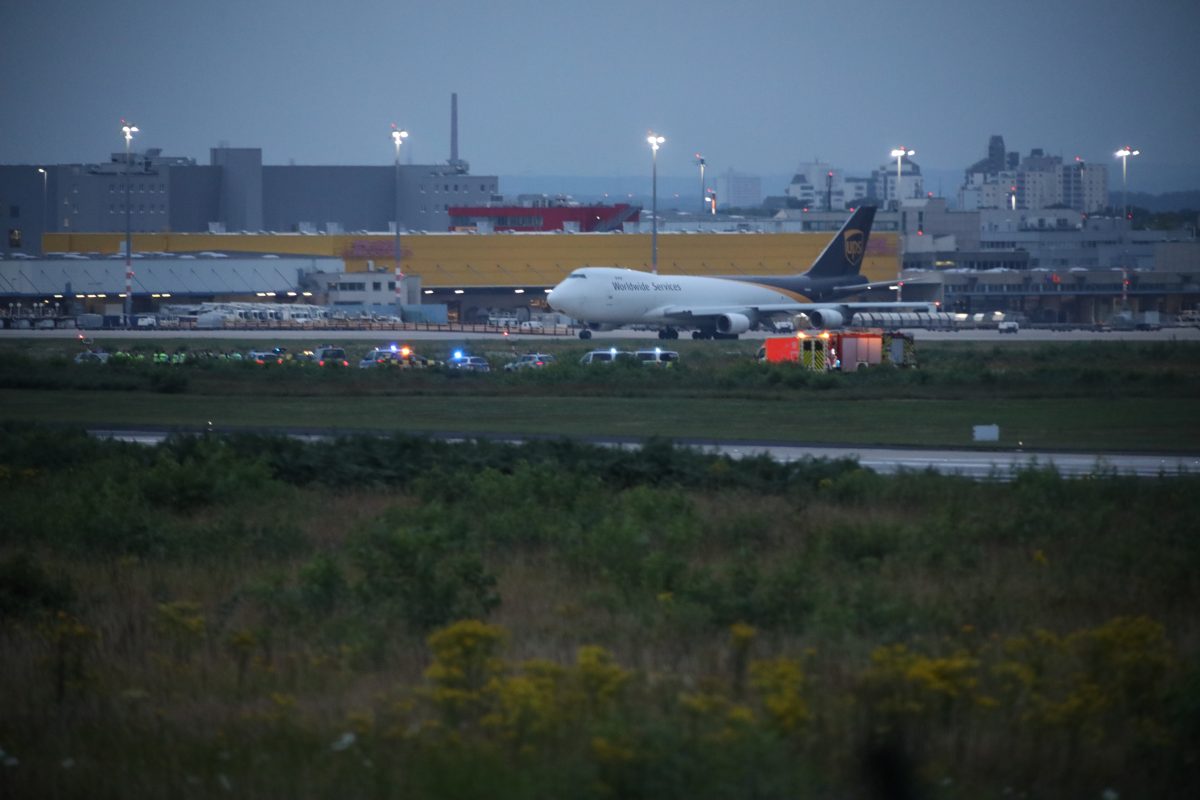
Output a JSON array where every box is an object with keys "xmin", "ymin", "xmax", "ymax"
[{"xmin": 546, "ymin": 267, "xmax": 803, "ymax": 325}]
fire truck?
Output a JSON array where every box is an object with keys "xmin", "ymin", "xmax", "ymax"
[{"xmin": 756, "ymin": 330, "xmax": 916, "ymax": 371}]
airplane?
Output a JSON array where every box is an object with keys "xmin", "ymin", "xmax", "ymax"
[{"xmin": 545, "ymin": 205, "xmax": 937, "ymax": 339}]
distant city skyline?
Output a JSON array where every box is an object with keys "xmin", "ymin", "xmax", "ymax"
[{"xmin": 3, "ymin": 0, "xmax": 1198, "ymax": 193}]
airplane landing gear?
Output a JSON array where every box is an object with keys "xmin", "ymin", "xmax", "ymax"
[
  {"xmin": 691, "ymin": 328, "xmax": 736, "ymax": 340},
  {"xmin": 657, "ymin": 328, "xmax": 679, "ymax": 340},
  {"xmin": 579, "ymin": 329, "xmax": 593, "ymax": 340}
]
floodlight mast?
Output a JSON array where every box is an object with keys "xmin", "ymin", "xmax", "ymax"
[
  {"xmin": 647, "ymin": 132, "xmax": 665, "ymax": 274},
  {"xmin": 889, "ymin": 147, "xmax": 915, "ymax": 208},
  {"xmin": 121, "ymin": 121, "xmax": 139, "ymax": 326},
  {"xmin": 391, "ymin": 124, "xmax": 409, "ymax": 317},
  {"xmin": 1114, "ymin": 146, "xmax": 1140, "ymax": 221}
]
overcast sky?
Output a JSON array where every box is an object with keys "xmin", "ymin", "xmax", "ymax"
[{"xmin": 3, "ymin": 0, "xmax": 1198, "ymax": 189}]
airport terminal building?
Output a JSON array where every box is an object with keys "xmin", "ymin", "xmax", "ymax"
[{"xmin": 2, "ymin": 136, "xmax": 1198, "ymax": 327}]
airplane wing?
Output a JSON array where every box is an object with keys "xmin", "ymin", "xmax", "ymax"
[
  {"xmin": 829, "ymin": 278, "xmax": 906, "ymax": 293},
  {"xmin": 826, "ymin": 301, "xmax": 939, "ymax": 311},
  {"xmin": 655, "ymin": 300, "xmax": 937, "ymax": 322}
]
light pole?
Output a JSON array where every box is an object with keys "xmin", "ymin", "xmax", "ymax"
[
  {"xmin": 694, "ymin": 153, "xmax": 705, "ymax": 215},
  {"xmin": 1114, "ymin": 146, "xmax": 1140, "ymax": 221},
  {"xmin": 36, "ymin": 168, "xmax": 46, "ymax": 254},
  {"xmin": 647, "ymin": 132, "xmax": 665, "ymax": 274},
  {"xmin": 391, "ymin": 124, "xmax": 409, "ymax": 319},
  {"xmin": 890, "ymin": 147, "xmax": 914, "ymax": 301},
  {"xmin": 889, "ymin": 147, "xmax": 915, "ymax": 209},
  {"xmin": 122, "ymin": 120, "xmax": 138, "ymax": 326}
]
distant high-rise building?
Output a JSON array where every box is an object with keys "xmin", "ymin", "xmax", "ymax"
[
  {"xmin": 785, "ymin": 162, "xmax": 846, "ymax": 210},
  {"xmin": 958, "ymin": 136, "xmax": 1107, "ymax": 213},
  {"xmin": 715, "ymin": 169, "xmax": 762, "ymax": 209},
  {"xmin": 966, "ymin": 134, "xmax": 1008, "ymax": 177}
]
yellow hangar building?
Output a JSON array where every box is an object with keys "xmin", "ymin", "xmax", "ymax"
[{"xmin": 40, "ymin": 229, "xmax": 900, "ymax": 322}]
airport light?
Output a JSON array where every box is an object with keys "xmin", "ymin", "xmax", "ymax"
[
  {"xmin": 391, "ymin": 124, "xmax": 409, "ymax": 317},
  {"xmin": 121, "ymin": 121, "xmax": 138, "ymax": 327},
  {"xmin": 647, "ymin": 132, "xmax": 665, "ymax": 274},
  {"xmin": 890, "ymin": 147, "xmax": 915, "ymax": 207},
  {"xmin": 1114, "ymin": 146, "xmax": 1140, "ymax": 220},
  {"xmin": 890, "ymin": 147, "xmax": 915, "ymax": 300},
  {"xmin": 694, "ymin": 153, "xmax": 706, "ymax": 214}
]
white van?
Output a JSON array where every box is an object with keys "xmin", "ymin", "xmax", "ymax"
[
  {"xmin": 579, "ymin": 349, "xmax": 635, "ymax": 365},
  {"xmin": 518, "ymin": 320, "xmax": 544, "ymax": 332},
  {"xmin": 634, "ymin": 349, "xmax": 680, "ymax": 366}
]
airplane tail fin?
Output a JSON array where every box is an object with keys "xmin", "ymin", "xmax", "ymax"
[{"xmin": 802, "ymin": 205, "xmax": 876, "ymax": 280}]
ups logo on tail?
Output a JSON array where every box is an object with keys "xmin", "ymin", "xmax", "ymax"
[{"xmin": 843, "ymin": 229, "xmax": 865, "ymax": 266}]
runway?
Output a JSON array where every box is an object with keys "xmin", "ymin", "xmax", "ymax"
[
  {"xmin": 702, "ymin": 441, "xmax": 1198, "ymax": 478},
  {"xmin": 89, "ymin": 427, "xmax": 1198, "ymax": 479},
  {"xmin": 2, "ymin": 325, "xmax": 1199, "ymax": 343}
]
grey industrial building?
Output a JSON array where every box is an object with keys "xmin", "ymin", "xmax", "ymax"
[{"xmin": 0, "ymin": 144, "xmax": 498, "ymax": 253}]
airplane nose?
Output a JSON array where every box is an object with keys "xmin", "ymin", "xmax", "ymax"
[{"xmin": 546, "ymin": 287, "xmax": 560, "ymax": 309}]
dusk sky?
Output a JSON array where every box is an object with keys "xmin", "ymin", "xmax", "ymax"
[{"xmin": 4, "ymin": 0, "xmax": 1198, "ymax": 190}]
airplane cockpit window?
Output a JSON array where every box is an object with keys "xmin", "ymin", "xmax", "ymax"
[{"xmin": 568, "ymin": 272, "xmax": 587, "ymax": 279}]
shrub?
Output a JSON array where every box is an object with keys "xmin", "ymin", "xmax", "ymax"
[
  {"xmin": 0, "ymin": 552, "xmax": 76, "ymax": 619},
  {"xmin": 350, "ymin": 523, "xmax": 499, "ymax": 631}
]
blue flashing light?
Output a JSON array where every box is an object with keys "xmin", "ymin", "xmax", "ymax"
[{"xmin": 453, "ymin": 350, "xmax": 464, "ymax": 359}]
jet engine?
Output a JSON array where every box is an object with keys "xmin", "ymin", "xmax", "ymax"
[
  {"xmin": 715, "ymin": 313, "xmax": 752, "ymax": 334},
  {"xmin": 806, "ymin": 308, "xmax": 845, "ymax": 329}
]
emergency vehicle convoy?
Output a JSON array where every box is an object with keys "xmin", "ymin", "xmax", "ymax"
[{"xmin": 757, "ymin": 329, "xmax": 916, "ymax": 371}]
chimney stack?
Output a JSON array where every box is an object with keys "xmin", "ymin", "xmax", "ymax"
[{"xmin": 451, "ymin": 92, "xmax": 459, "ymax": 164}]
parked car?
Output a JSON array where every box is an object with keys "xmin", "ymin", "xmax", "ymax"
[
  {"xmin": 579, "ymin": 349, "xmax": 635, "ymax": 365},
  {"xmin": 360, "ymin": 345, "xmax": 431, "ymax": 369},
  {"xmin": 448, "ymin": 352, "xmax": 491, "ymax": 372},
  {"xmin": 635, "ymin": 348, "xmax": 680, "ymax": 366},
  {"xmin": 504, "ymin": 353, "xmax": 556, "ymax": 371},
  {"xmin": 311, "ymin": 346, "xmax": 349, "ymax": 367},
  {"xmin": 74, "ymin": 350, "xmax": 110, "ymax": 364},
  {"xmin": 359, "ymin": 347, "xmax": 399, "ymax": 368},
  {"xmin": 247, "ymin": 349, "xmax": 285, "ymax": 365},
  {"xmin": 518, "ymin": 320, "xmax": 545, "ymax": 332},
  {"xmin": 997, "ymin": 321, "xmax": 1019, "ymax": 334}
]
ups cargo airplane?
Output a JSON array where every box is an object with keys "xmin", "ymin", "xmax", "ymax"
[{"xmin": 546, "ymin": 205, "xmax": 936, "ymax": 339}]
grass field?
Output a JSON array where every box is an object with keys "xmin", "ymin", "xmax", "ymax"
[
  {"xmin": 1, "ymin": 428, "xmax": 1198, "ymax": 798},
  {"xmin": 2, "ymin": 337, "xmax": 1199, "ymax": 451},
  {"xmin": 2, "ymin": 338, "xmax": 1199, "ymax": 796},
  {"xmin": 3, "ymin": 388, "xmax": 1196, "ymax": 452}
]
